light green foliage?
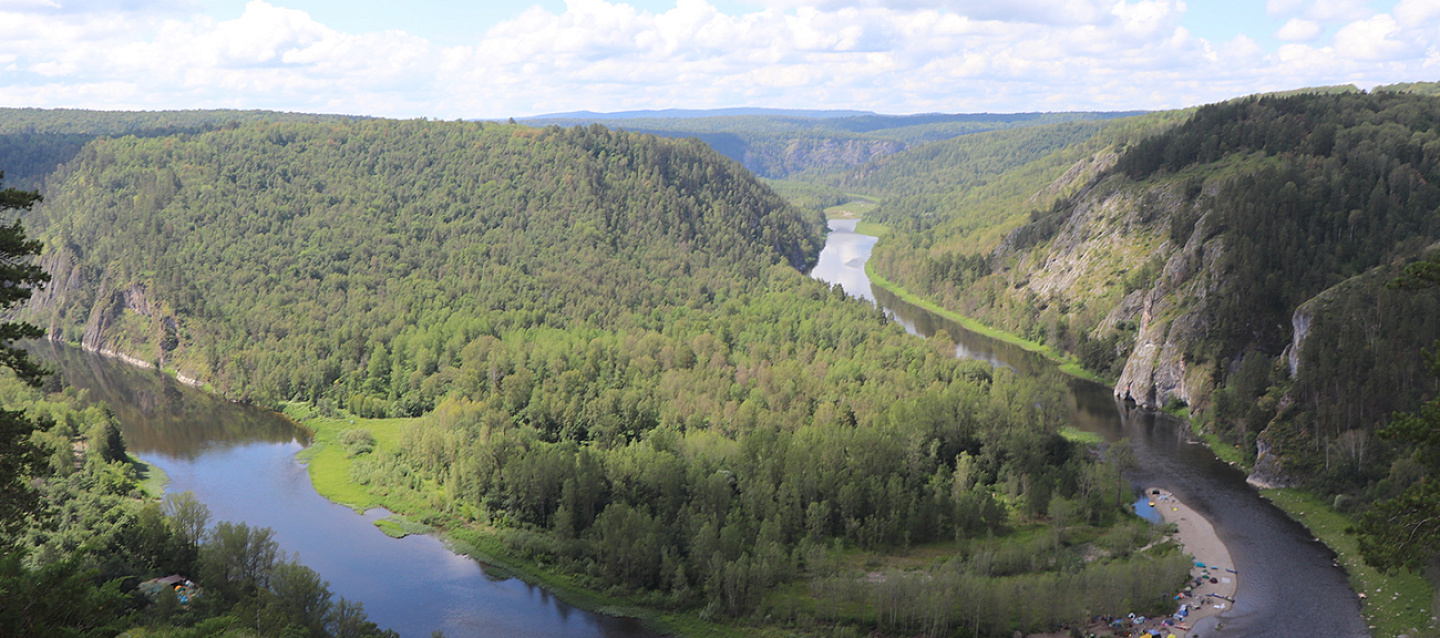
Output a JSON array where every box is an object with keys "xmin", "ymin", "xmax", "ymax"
[
  {"xmin": 339, "ymin": 429, "xmax": 375, "ymax": 457},
  {"xmin": 23, "ymin": 120, "xmax": 823, "ymax": 409},
  {"xmin": 867, "ymin": 92, "xmax": 1440, "ymax": 484},
  {"xmin": 0, "ymin": 107, "xmax": 362, "ymax": 190},
  {"xmin": 12, "ymin": 114, "xmax": 1182, "ymax": 635},
  {"xmin": 1371, "ymin": 81, "xmax": 1440, "ymax": 96},
  {"xmin": 0, "ymin": 368, "xmax": 395, "ymax": 637}
]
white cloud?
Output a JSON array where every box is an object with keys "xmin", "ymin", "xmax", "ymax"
[
  {"xmin": 2, "ymin": 0, "xmax": 1440, "ymax": 118},
  {"xmin": 1334, "ymin": 13, "xmax": 1413, "ymax": 59},
  {"xmin": 1276, "ymin": 17, "xmax": 1322, "ymax": 40},
  {"xmin": 1394, "ymin": 0, "xmax": 1440, "ymax": 26}
]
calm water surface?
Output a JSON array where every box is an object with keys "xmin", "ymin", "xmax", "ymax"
[
  {"xmin": 31, "ymin": 341, "xmax": 657, "ymax": 638},
  {"xmin": 809, "ymin": 218, "xmax": 1368, "ymax": 638},
  {"xmin": 25, "ymin": 218, "xmax": 1370, "ymax": 638}
]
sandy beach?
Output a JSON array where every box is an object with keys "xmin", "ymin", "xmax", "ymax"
[
  {"xmin": 1025, "ymin": 488, "xmax": 1240, "ymax": 638},
  {"xmin": 1146, "ymin": 487, "xmax": 1238, "ymax": 638}
]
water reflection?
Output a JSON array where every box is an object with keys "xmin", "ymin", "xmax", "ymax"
[
  {"xmin": 29, "ymin": 340, "xmax": 303, "ymax": 457},
  {"xmin": 30, "ymin": 341, "xmax": 658, "ymax": 638}
]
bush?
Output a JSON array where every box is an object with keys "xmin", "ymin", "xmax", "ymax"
[{"xmin": 340, "ymin": 429, "xmax": 375, "ymax": 457}]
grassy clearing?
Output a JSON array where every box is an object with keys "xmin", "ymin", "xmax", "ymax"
[
  {"xmin": 853, "ymin": 219, "xmax": 889, "ymax": 237},
  {"xmin": 294, "ymin": 413, "xmax": 417, "ymax": 512},
  {"xmin": 1060, "ymin": 426, "xmax": 1103, "ymax": 445},
  {"xmin": 130, "ymin": 453, "xmax": 168, "ymax": 498},
  {"xmin": 824, "ymin": 195, "xmax": 878, "ymax": 219},
  {"xmin": 1262, "ymin": 488, "xmax": 1437, "ymax": 637},
  {"xmin": 1198, "ymin": 432, "xmax": 1246, "ymax": 466},
  {"xmin": 864, "ymin": 262, "xmax": 1110, "ymax": 386},
  {"xmin": 374, "ymin": 519, "xmax": 408, "ymax": 538}
]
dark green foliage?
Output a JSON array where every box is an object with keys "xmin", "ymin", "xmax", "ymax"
[
  {"xmin": 10, "ymin": 117, "xmax": 1172, "ymax": 633},
  {"xmin": 0, "ymin": 108, "xmax": 363, "ymax": 190},
  {"xmin": 87, "ymin": 419, "xmax": 126, "ymax": 464},
  {"xmin": 1353, "ymin": 255, "xmax": 1440, "ymax": 573},
  {"xmin": 23, "ymin": 119, "xmax": 823, "ymax": 408},
  {"xmin": 0, "ymin": 175, "xmax": 49, "ymax": 540},
  {"xmin": 0, "ymin": 549, "xmax": 133, "ymax": 638},
  {"xmin": 0, "ymin": 371, "xmax": 394, "ymax": 638},
  {"xmin": 0, "ymin": 175, "xmax": 48, "ymax": 386}
]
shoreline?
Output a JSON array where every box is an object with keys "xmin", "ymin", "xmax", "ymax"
[{"xmin": 1147, "ymin": 487, "xmax": 1238, "ymax": 638}]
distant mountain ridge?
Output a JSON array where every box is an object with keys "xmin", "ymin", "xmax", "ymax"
[
  {"xmin": 524, "ymin": 108, "xmax": 1145, "ymax": 179},
  {"xmin": 520, "ymin": 107, "xmax": 875, "ymax": 120}
]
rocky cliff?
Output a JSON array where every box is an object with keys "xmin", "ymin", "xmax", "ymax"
[
  {"xmin": 936, "ymin": 91, "xmax": 1440, "ymax": 490},
  {"xmin": 26, "ymin": 246, "xmax": 199, "ymax": 383}
]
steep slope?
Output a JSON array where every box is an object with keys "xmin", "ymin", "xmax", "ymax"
[
  {"xmin": 20, "ymin": 119, "xmax": 822, "ymax": 407},
  {"xmin": 5, "ymin": 115, "xmax": 1184, "ymax": 635},
  {"xmin": 872, "ymin": 90, "xmax": 1440, "ymax": 491}
]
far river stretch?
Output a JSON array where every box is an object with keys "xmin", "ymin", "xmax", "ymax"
[{"xmin": 809, "ymin": 218, "xmax": 1369, "ymax": 638}]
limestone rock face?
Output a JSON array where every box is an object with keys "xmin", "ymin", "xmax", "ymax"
[
  {"xmin": 1112, "ymin": 214, "xmax": 1225, "ymax": 409},
  {"xmin": 1246, "ymin": 436, "xmax": 1294, "ymax": 488},
  {"xmin": 993, "ymin": 166, "xmax": 1229, "ymax": 411},
  {"xmin": 22, "ymin": 246, "xmax": 193, "ymax": 378}
]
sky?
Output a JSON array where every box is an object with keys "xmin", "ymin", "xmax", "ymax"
[{"xmin": 0, "ymin": 0, "xmax": 1437, "ymax": 119}]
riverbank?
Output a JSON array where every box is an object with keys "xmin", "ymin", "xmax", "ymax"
[
  {"xmin": 1147, "ymin": 488, "xmax": 1237, "ymax": 637},
  {"xmin": 1262, "ymin": 488, "xmax": 1438, "ymax": 637},
  {"xmin": 286, "ymin": 406, "xmax": 765, "ymax": 638},
  {"xmin": 862, "ymin": 261, "xmax": 1109, "ymax": 385}
]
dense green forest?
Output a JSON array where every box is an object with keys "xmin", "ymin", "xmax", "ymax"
[
  {"xmin": 862, "ymin": 90, "xmax": 1440, "ymax": 537},
  {"xmin": 0, "ymin": 109, "xmax": 361, "ymax": 190},
  {"xmin": 22, "ymin": 119, "xmax": 822, "ymax": 408},
  {"xmin": 2, "ymin": 115, "xmax": 1191, "ymax": 636},
  {"xmin": 1, "ymin": 178, "xmax": 392, "ymax": 637}
]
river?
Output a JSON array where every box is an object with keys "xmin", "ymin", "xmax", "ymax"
[
  {"xmin": 809, "ymin": 218, "xmax": 1369, "ymax": 638},
  {"xmin": 29, "ymin": 341, "xmax": 656, "ymax": 638},
  {"xmin": 27, "ymin": 218, "xmax": 1368, "ymax": 638}
]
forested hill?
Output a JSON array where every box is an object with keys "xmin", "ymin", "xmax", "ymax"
[
  {"xmin": 19, "ymin": 119, "xmax": 822, "ymax": 409},
  {"xmin": 0, "ymin": 107, "xmax": 363, "ymax": 190},
  {"xmin": 869, "ymin": 90, "xmax": 1440, "ymax": 496},
  {"xmin": 6, "ymin": 114, "xmax": 1191, "ymax": 636}
]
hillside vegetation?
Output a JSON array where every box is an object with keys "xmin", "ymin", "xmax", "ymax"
[
  {"xmin": 22, "ymin": 120, "xmax": 821, "ymax": 408},
  {"xmin": 868, "ymin": 90, "xmax": 1440, "ymax": 513},
  {"xmin": 7, "ymin": 116, "xmax": 1185, "ymax": 636},
  {"xmin": 0, "ymin": 108, "xmax": 361, "ymax": 190}
]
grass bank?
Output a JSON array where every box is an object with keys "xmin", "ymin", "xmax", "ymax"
[
  {"xmin": 1261, "ymin": 488, "xmax": 1437, "ymax": 637},
  {"xmin": 823, "ymin": 195, "xmax": 878, "ymax": 219},
  {"xmin": 862, "ymin": 260, "xmax": 1109, "ymax": 386},
  {"xmin": 290, "ymin": 409, "xmax": 415, "ymax": 512},
  {"xmin": 290, "ymin": 409, "xmax": 775, "ymax": 638},
  {"xmin": 129, "ymin": 453, "xmax": 168, "ymax": 498}
]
